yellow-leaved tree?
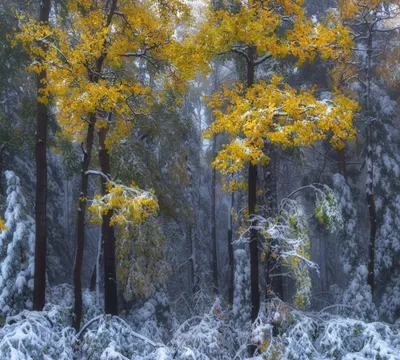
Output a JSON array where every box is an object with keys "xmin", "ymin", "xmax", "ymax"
[
  {"xmin": 16, "ymin": 0, "xmax": 195, "ymax": 330},
  {"xmin": 193, "ymin": 0, "xmax": 358, "ymax": 324}
]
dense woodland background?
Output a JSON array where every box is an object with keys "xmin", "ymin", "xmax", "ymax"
[{"xmin": 1, "ymin": 0, "xmax": 400, "ymax": 359}]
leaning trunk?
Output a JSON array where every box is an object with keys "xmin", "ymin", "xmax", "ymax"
[
  {"xmin": 33, "ymin": 0, "xmax": 51, "ymax": 311},
  {"xmin": 98, "ymin": 127, "xmax": 118, "ymax": 315}
]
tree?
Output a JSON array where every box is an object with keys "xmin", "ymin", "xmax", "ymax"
[
  {"xmin": 192, "ymin": 0, "xmax": 355, "ymax": 324},
  {"xmin": 0, "ymin": 171, "xmax": 35, "ymax": 316},
  {"xmin": 206, "ymin": 76, "xmax": 357, "ymax": 319},
  {"xmin": 333, "ymin": 0, "xmax": 400, "ymax": 295},
  {"xmin": 17, "ymin": 0, "xmax": 195, "ymax": 329}
]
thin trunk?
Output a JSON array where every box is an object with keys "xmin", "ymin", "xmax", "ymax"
[
  {"xmin": 189, "ymin": 225, "xmax": 197, "ymax": 297},
  {"xmin": 96, "ymin": 226, "xmax": 101, "ymax": 306},
  {"xmin": 365, "ymin": 29, "xmax": 376, "ymax": 295},
  {"xmin": 73, "ymin": 114, "xmax": 96, "ymax": 331},
  {"xmin": 0, "ymin": 146, "xmax": 5, "ymax": 195},
  {"xmin": 366, "ymin": 128, "xmax": 376, "ymax": 294},
  {"xmin": 211, "ymin": 133, "xmax": 218, "ymax": 294},
  {"xmin": 336, "ymin": 148, "xmax": 347, "ymax": 180},
  {"xmin": 98, "ymin": 127, "xmax": 118, "ymax": 315},
  {"xmin": 228, "ymin": 191, "xmax": 234, "ymax": 304},
  {"xmin": 33, "ymin": 0, "xmax": 51, "ymax": 311},
  {"xmin": 247, "ymin": 47, "xmax": 260, "ymax": 324},
  {"xmin": 89, "ymin": 226, "xmax": 102, "ymax": 299}
]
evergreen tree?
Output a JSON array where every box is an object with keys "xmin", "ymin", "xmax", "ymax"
[{"xmin": 0, "ymin": 171, "xmax": 34, "ymax": 316}]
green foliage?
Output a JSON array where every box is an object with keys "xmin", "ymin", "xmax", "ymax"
[
  {"xmin": 315, "ymin": 188, "xmax": 343, "ymax": 232},
  {"xmin": 117, "ymin": 219, "xmax": 170, "ymax": 301}
]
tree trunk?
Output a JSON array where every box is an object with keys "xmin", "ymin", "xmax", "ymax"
[
  {"xmin": 228, "ymin": 191, "xmax": 234, "ymax": 304},
  {"xmin": 247, "ymin": 47, "xmax": 260, "ymax": 323},
  {"xmin": 366, "ymin": 127, "xmax": 376, "ymax": 294},
  {"xmin": 337, "ymin": 148, "xmax": 347, "ymax": 181},
  {"xmin": 0, "ymin": 145, "xmax": 5, "ymax": 195},
  {"xmin": 365, "ymin": 30, "xmax": 376, "ymax": 295},
  {"xmin": 73, "ymin": 114, "xmax": 96, "ymax": 331},
  {"xmin": 211, "ymin": 133, "xmax": 219, "ymax": 294},
  {"xmin": 98, "ymin": 127, "xmax": 118, "ymax": 315},
  {"xmin": 262, "ymin": 147, "xmax": 283, "ymax": 300},
  {"xmin": 188, "ymin": 225, "xmax": 198, "ymax": 297},
  {"xmin": 33, "ymin": 0, "xmax": 51, "ymax": 311}
]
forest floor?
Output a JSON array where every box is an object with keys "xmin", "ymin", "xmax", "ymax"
[{"xmin": 0, "ymin": 285, "xmax": 399, "ymax": 359}]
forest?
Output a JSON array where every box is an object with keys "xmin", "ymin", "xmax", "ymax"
[{"xmin": 0, "ymin": 0, "xmax": 400, "ymax": 358}]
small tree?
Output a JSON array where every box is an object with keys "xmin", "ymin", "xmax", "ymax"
[{"xmin": 0, "ymin": 171, "xmax": 34, "ymax": 316}]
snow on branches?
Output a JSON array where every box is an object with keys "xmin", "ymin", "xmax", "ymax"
[
  {"xmin": 0, "ymin": 171, "xmax": 34, "ymax": 317},
  {"xmin": 237, "ymin": 184, "xmax": 342, "ymax": 308},
  {"xmin": 87, "ymin": 177, "xmax": 159, "ymax": 228}
]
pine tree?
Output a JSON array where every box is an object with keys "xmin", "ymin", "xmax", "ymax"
[{"xmin": 0, "ymin": 171, "xmax": 34, "ymax": 316}]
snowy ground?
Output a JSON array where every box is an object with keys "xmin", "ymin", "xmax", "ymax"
[{"xmin": 0, "ymin": 287, "xmax": 399, "ymax": 360}]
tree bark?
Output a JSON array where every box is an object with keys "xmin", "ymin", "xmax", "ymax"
[
  {"xmin": 73, "ymin": 115, "xmax": 96, "ymax": 331},
  {"xmin": 263, "ymin": 146, "xmax": 283, "ymax": 300},
  {"xmin": 98, "ymin": 127, "xmax": 118, "ymax": 315},
  {"xmin": 228, "ymin": 191, "xmax": 234, "ymax": 304},
  {"xmin": 211, "ymin": 133, "xmax": 219, "ymax": 294},
  {"xmin": 33, "ymin": 0, "xmax": 51, "ymax": 311},
  {"xmin": 336, "ymin": 148, "xmax": 347, "ymax": 181},
  {"xmin": 366, "ymin": 128, "xmax": 376, "ymax": 294},
  {"xmin": 247, "ymin": 47, "xmax": 260, "ymax": 324},
  {"xmin": 365, "ymin": 29, "xmax": 376, "ymax": 295},
  {"xmin": 0, "ymin": 145, "xmax": 5, "ymax": 195}
]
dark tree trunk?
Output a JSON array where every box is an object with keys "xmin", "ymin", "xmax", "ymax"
[
  {"xmin": 33, "ymin": 0, "xmax": 51, "ymax": 311},
  {"xmin": 249, "ymin": 163, "xmax": 259, "ymax": 322},
  {"xmin": 73, "ymin": 115, "xmax": 96, "ymax": 331},
  {"xmin": 189, "ymin": 225, "xmax": 199, "ymax": 298},
  {"xmin": 228, "ymin": 191, "xmax": 234, "ymax": 304},
  {"xmin": 98, "ymin": 127, "xmax": 118, "ymax": 315},
  {"xmin": 247, "ymin": 48, "xmax": 260, "ymax": 323},
  {"xmin": 211, "ymin": 133, "xmax": 219, "ymax": 294},
  {"xmin": 0, "ymin": 145, "xmax": 5, "ymax": 195},
  {"xmin": 263, "ymin": 147, "xmax": 283, "ymax": 300},
  {"xmin": 365, "ymin": 30, "xmax": 376, "ymax": 295},
  {"xmin": 337, "ymin": 148, "xmax": 347, "ymax": 181},
  {"xmin": 89, "ymin": 259, "xmax": 97, "ymax": 292}
]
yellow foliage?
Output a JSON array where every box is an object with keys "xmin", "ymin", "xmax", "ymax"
[
  {"xmin": 337, "ymin": 0, "xmax": 395, "ymax": 19},
  {"xmin": 205, "ymin": 76, "xmax": 358, "ymax": 176},
  {"xmin": 88, "ymin": 180, "xmax": 159, "ymax": 226},
  {"xmin": 0, "ymin": 220, "xmax": 6, "ymax": 231},
  {"xmin": 14, "ymin": 0, "xmax": 194, "ymax": 147},
  {"xmin": 182, "ymin": 0, "xmax": 352, "ymax": 73}
]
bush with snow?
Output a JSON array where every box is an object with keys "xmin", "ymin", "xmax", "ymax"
[{"xmin": 0, "ymin": 304, "xmax": 74, "ymax": 360}]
